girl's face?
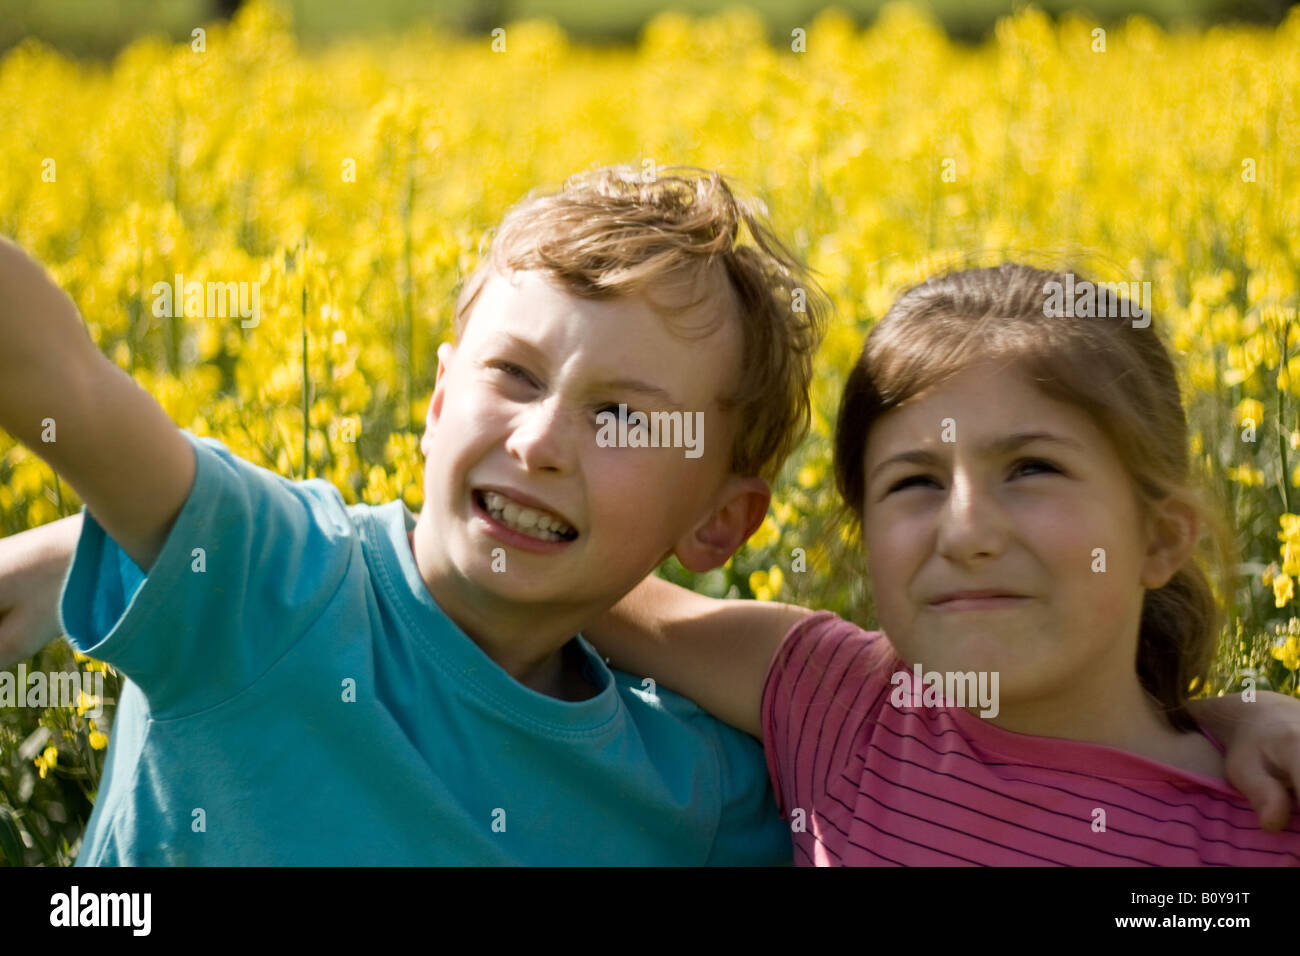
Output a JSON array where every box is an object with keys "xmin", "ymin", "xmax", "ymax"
[{"xmin": 860, "ymin": 360, "xmax": 1189, "ymax": 720}]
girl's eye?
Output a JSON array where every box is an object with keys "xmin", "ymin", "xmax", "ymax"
[
  {"xmin": 886, "ymin": 474, "xmax": 938, "ymax": 493},
  {"xmin": 885, "ymin": 458, "xmax": 1060, "ymax": 494},
  {"xmin": 1014, "ymin": 457, "xmax": 1060, "ymax": 477}
]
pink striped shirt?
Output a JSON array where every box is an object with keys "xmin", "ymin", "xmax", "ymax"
[{"xmin": 760, "ymin": 612, "xmax": 1300, "ymax": 866}]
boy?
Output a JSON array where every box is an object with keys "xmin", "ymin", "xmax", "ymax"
[{"xmin": 0, "ymin": 164, "xmax": 825, "ymax": 864}]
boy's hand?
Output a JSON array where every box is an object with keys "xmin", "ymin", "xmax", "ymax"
[
  {"xmin": 1190, "ymin": 692, "xmax": 1300, "ymax": 830},
  {"xmin": 0, "ymin": 513, "xmax": 83, "ymax": 668},
  {"xmin": 0, "ymin": 237, "xmax": 195, "ymax": 574}
]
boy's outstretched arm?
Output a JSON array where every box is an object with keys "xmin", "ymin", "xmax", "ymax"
[
  {"xmin": 0, "ymin": 238, "xmax": 195, "ymax": 575},
  {"xmin": 589, "ymin": 575, "xmax": 812, "ymax": 739},
  {"xmin": 0, "ymin": 513, "xmax": 82, "ymax": 667}
]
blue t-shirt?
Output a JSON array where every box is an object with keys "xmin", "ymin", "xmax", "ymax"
[{"xmin": 58, "ymin": 430, "xmax": 792, "ymax": 865}]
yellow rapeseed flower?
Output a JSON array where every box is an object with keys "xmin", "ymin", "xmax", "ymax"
[
  {"xmin": 1233, "ymin": 398, "xmax": 1264, "ymax": 428},
  {"xmin": 35, "ymin": 745, "xmax": 58, "ymax": 779},
  {"xmin": 767, "ymin": 565, "xmax": 785, "ymax": 597},
  {"xmin": 1227, "ymin": 465, "xmax": 1266, "ymax": 487},
  {"xmin": 1274, "ymin": 573, "xmax": 1294, "ymax": 608},
  {"xmin": 750, "ymin": 515, "xmax": 780, "ymax": 551},
  {"xmin": 75, "ymin": 690, "xmax": 100, "ymax": 717},
  {"xmin": 1273, "ymin": 636, "xmax": 1300, "ymax": 671}
]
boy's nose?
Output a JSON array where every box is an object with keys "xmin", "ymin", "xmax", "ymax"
[{"xmin": 505, "ymin": 399, "xmax": 575, "ymax": 474}]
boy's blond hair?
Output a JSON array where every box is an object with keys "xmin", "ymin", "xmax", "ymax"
[{"xmin": 452, "ymin": 164, "xmax": 830, "ymax": 483}]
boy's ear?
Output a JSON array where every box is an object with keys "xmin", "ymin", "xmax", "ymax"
[
  {"xmin": 422, "ymin": 342, "xmax": 456, "ymax": 458},
  {"xmin": 673, "ymin": 476, "xmax": 771, "ymax": 573}
]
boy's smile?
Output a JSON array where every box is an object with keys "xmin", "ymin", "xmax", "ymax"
[{"xmin": 471, "ymin": 487, "xmax": 578, "ymax": 551}]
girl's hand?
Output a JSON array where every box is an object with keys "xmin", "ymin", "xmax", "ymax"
[
  {"xmin": 0, "ymin": 512, "xmax": 83, "ymax": 668},
  {"xmin": 1189, "ymin": 692, "xmax": 1300, "ymax": 830}
]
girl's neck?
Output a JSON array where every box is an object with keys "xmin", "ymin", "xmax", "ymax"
[{"xmin": 981, "ymin": 680, "xmax": 1225, "ymax": 779}]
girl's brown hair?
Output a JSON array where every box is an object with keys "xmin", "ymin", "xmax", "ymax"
[{"xmin": 833, "ymin": 263, "xmax": 1235, "ymax": 731}]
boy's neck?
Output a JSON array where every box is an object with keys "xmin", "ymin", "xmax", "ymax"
[{"xmin": 407, "ymin": 528, "xmax": 600, "ymax": 702}]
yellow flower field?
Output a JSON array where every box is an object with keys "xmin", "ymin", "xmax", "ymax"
[{"xmin": 1, "ymin": 0, "xmax": 1298, "ymax": 863}]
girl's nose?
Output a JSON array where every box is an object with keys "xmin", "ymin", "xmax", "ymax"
[{"xmin": 934, "ymin": 469, "xmax": 1009, "ymax": 563}]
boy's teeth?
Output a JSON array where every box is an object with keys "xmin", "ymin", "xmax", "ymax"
[{"xmin": 480, "ymin": 490, "xmax": 574, "ymax": 539}]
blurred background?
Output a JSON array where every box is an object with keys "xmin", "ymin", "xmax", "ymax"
[{"xmin": 2, "ymin": 0, "xmax": 1299, "ymax": 57}]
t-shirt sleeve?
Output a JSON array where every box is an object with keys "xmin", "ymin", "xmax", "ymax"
[
  {"xmin": 58, "ymin": 429, "xmax": 355, "ymax": 719},
  {"xmin": 760, "ymin": 611, "xmax": 895, "ymax": 821},
  {"xmin": 703, "ymin": 719, "xmax": 794, "ymax": 866}
]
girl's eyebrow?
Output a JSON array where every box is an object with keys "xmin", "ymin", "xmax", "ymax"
[{"xmin": 868, "ymin": 431, "xmax": 1086, "ymax": 483}]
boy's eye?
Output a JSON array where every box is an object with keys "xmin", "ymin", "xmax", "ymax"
[
  {"xmin": 490, "ymin": 361, "xmax": 537, "ymax": 387},
  {"xmin": 595, "ymin": 403, "xmax": 633, "ymax": 422}
]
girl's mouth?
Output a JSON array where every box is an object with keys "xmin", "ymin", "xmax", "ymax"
[{"xmin": 929, "ymin": 596, "xmax": 1030, "ymax": 612}]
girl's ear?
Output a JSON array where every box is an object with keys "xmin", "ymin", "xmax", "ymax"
[
  {"xmin": 1139, "ymin": 490, "xmax": 1200, "ymax": 590},
  {"xmin": 422, "ymin": 342, "xmax": 456, "ymax": 458},
  {"xmin": 673, "ymin": 476, "xmax": 771, "ymax": 573}
]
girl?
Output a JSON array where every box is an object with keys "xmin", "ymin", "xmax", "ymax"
[{"xmin": 591, "ymin": 262, "xmax": 1300, "ymax": 865}]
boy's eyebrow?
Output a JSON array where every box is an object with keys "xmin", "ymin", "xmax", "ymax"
[
  {"xmin": 592, "ymin": 378, "xmax": 685, "ymax": 410},
  {"xmin": 486, "ymin": 332, "xmax": 685, "ymax": 409},
  {"xmin": 868, "ymin": 431, "xmax": 1086, "ymax": 483},
  {"xmin": 488, "ymin": 332, "xmax": 548, "ymax": 361}
]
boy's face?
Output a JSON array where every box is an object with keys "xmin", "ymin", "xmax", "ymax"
[{"xmin": 418, "ymin": 266, "xmax": 763, "ymax": 615}]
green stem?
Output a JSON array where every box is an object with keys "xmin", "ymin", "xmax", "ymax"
[
  {"xmin": 301, "ymin": 237, "xmax": 310, "ymax": 481},
  {"xmin": 1278, "ymin": 320, "xmax": 1291, "ymax": 515},
  {"xmin": 403, "ymin": 139, "xmax": 415, "ymax": 433}
]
